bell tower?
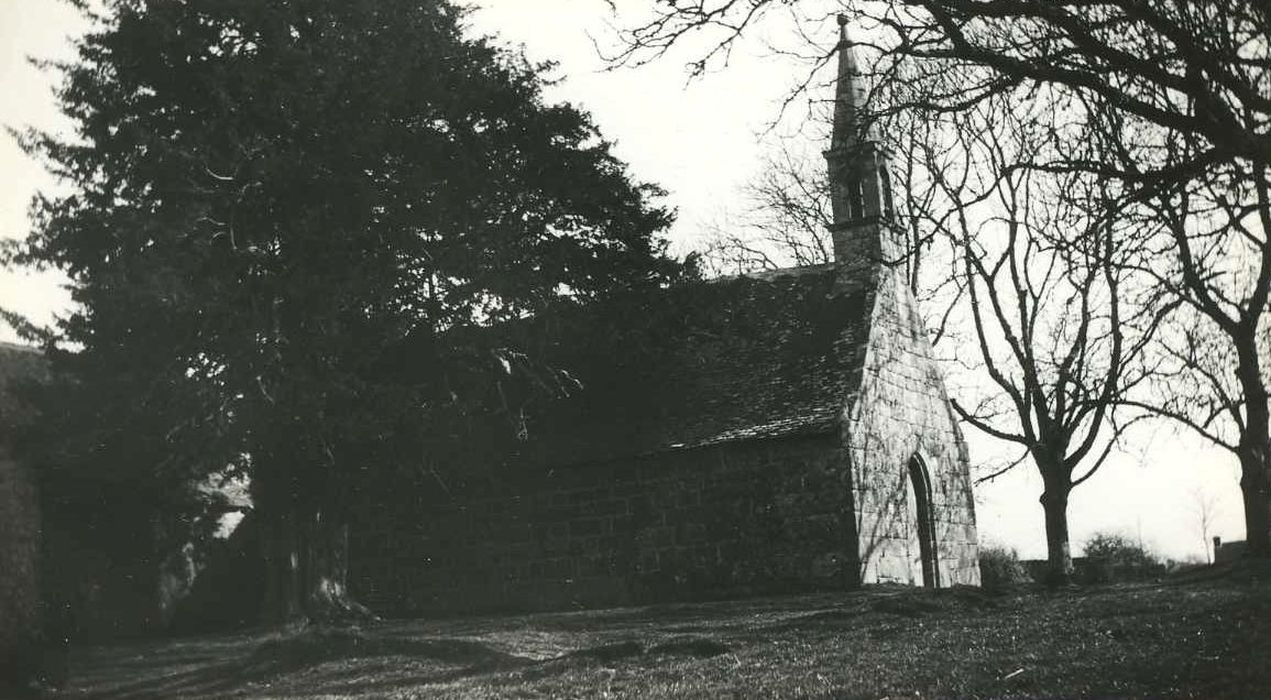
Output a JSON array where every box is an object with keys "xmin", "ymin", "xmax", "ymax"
[{"xmin": 824, "ymin": 15, "xmax": 895, "ymax": 279}]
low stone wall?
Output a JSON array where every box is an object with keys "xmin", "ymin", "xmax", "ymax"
[
  {"xmin": 1214, "ymin": 540, "xmax": 1248, "ymax": 563},
  {"xmin": 350, "ymin": 434, "xmax": 855, "ymax": 617},
  {"xmin": 1020, "ymin": 557, "xmax": 1165, "ymax": 584}
]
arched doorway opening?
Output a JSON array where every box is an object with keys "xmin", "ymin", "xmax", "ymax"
[{"xmin": 907, "ymin": 456, "xmax": 940, "ymax": 588}]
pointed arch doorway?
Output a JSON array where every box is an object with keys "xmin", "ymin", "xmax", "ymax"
[{"xmin": 907, "ymin": 455, "xmax": 940, "ymax": 588}]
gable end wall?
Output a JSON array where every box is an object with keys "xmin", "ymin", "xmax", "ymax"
[{"xmin": 844, "ymin": 262, "xmax": 980, "ymax": 586}]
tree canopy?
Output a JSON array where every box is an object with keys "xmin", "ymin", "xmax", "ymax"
[{"xmin": 6, "ymin": 0, "xmax": 688, "ymax": 623}]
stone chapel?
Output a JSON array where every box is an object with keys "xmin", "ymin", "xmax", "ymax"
[{"xmin": 348, "ymin": 19, "xmax": 980, "ymax": 616}]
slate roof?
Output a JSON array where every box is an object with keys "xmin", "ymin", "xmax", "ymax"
[{"xmin": 506, "ymin": 263, "xmax": 874, "ymax": 466}]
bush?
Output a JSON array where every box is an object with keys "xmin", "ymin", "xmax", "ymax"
[
  {"xmin": 979, "ymin": 545, "xmax": 1030, "ymax": 590},
  {"xmin": 1081, "ymin": 533, "xmax": 1165, "ymax": 583}
]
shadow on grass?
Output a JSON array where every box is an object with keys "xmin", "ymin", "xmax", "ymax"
[
  {"xmin": 749, "ymin": 585, "xmax": 1002, "ymax": 636},
  {"xmin": 563, "ymin": 635, "xmax": 731, "ymax": 663},
  {"xmin": 72, "ymin": 628, "xmax": 534, "ymax": 699},
  {"xmin": 73, "ymin": 626, "xmax": 737, "ymax": 699},
  {"xmin": 245, "ymin": 627, "xmax": 523, "ymax": 672}
]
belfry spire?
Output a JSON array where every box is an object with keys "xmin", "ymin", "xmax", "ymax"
[
  {"xmin": 830, "ymin": 14, "xmax": 868, "ymax": 152},
  {"xmin": 824, "ymin": 14, "xmax": 893, "ymax": 268}
]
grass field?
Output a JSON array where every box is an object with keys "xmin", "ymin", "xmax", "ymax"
[{"xmin": 54, "ymin": 565, "xmax": 1270, "ymax": 699}]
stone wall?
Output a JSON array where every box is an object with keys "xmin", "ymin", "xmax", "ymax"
[
  {"xmin": 350, "ymin": 434, "xmax": 855, "ymax": 616},
  {"xmin": 843, "ymin": 254, "xmax": 980, "ymax": 587},
  {"xmin": 0, "ymin": 455, "xmax": 41, "ymax": 685}
]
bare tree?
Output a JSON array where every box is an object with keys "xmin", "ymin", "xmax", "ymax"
[
  {"xmin": 697, "ymin": 104, "xmax": 950, "ymax": 309},
  {"xmin": 690, "ymin": 34, "xmax": 1162, "ymax": 581},
  {"xmin": 698, "ymin": 142, "xmax": 834, "ymax": 277},
  {"xmin": 1193, "ymin": 486, "xmax": 1221, "ymax": 564},
  {"xmin": 1116, "ymin": 166, "xmax": 1271, "ymax": 555},
  {"xmin": 609, "ymin": 0, "xmax": 1271, "ymax": 557},
  {"xmin": 908, "ymin": 90, "xmax": 1163, "ymax": 581}
]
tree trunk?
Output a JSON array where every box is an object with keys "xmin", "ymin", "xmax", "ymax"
[
  {"xmin": 1039, "ymin": 480, "xmax": 1074, "ymax": 585},
  {"xmin": 259, "ymin": 504, "xmax": 373, "ymax": 627},
  {"xmin": 1235, "ymin": 339, "xmax": 1271, "ymax": 558},
  {"xmin": 1236, "ymin": 437, "xmax": 1271, "ymax": 558},
  {"xmin": 1237, "ymin": 464, "xmax": 1269, "ymax": 558}
]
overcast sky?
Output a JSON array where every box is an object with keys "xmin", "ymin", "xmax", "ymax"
[{"xmin": 0, "ymin": 0, "xmax": 1247, "ymax": 562}]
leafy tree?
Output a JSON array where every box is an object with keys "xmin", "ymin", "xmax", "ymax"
[{"xmin": 7, "ymin": 0, "xmax": 684, "ymax": 624}]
